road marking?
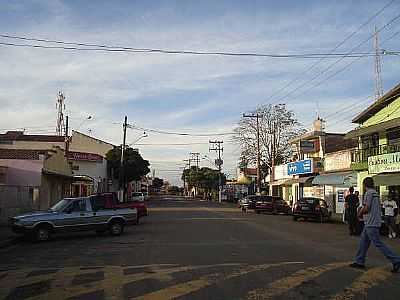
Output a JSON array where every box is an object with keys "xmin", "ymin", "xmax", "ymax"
[
  {"xmin": 132, "ymin": 262, "xmax": 304, "ymax": 300},
  {"xmin": 246, "ymin": 261, "xmax": 350, "ymax": 300},
  {"xmin": 329, "ymin": 265, "xmax": 393, "ymax": 300}
]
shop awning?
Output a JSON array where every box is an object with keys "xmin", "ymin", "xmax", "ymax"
[
  {"xmin": 283, "ymin": 176, "xmax": 314, "ymax": 186},
  {"xmin": 312, "ymin": 172, "xmax": 357, "ymax": 187},
  {"xmin": 372, "ymin": 173, "xmax": 400, "ymax": 186},
  {"xmin": 271, "ymin": 178, "xmax": 292, "ymax": 186}
]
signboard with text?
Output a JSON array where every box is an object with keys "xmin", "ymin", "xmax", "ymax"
[
  {"xmin": 67, "ymin": 151, "xmax": 103, "ymax": 162},
  {"xmin": 368, "ymin": 152, "xmax": 400, "ymax": 174},
  {"xmin": 287, "ymin": 159, "xmax": 313, "ymax": 175},
  {"xmin": 300, "ymin": 140, "xmax": 315, "ymax": 153}
]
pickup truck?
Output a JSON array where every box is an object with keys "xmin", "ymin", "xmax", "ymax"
[
  {"xmin": 9, "ymin": 195, "xmax": 138, "ymax": 242},
  {"xmin": 95, "ymin": 192, "xmax": 148, "ymax": 218}
]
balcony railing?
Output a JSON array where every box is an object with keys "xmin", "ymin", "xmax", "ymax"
[{"xmin": 351, "ymin": 142, "xmax": 400, "ymax": 164}]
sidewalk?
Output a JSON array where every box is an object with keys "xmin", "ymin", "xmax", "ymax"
[{"xmin": 0, "ymin": 225, "xmax": 17, "ymax": 248}]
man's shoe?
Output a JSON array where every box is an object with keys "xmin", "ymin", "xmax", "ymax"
[
  {"xmin": 349, "ymin": 262, "xmax": 366, "ymax": 270},
  {"xmin": 391, "ymin": 263, "xmax": 400, "ymax": 273}
]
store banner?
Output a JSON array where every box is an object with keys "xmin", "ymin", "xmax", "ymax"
[
  {"xmin": 287, "ymin": 159, "xmax": 313, "ymax": 175},
  {"xmin": 368, "ymin": 152, "xmax": 400, "ymax": 174}
]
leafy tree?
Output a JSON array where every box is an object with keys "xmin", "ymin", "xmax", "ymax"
[
  {"xmin": 233, "ymin": 104, "xmax": 305, "ymax": 177},
  {"xmin": 106, "ymin": 146, "xmax": 150, "ymax": 184},
  {"xmin": 151, "ymin": 177, "xmax": 164, "ymax": 189},
  {"xmin": 182, "ymin": 167, "xmax": 226, "ymax": 192}
]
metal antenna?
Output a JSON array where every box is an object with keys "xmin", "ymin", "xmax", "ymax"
[
  {"xmin": 56, "ymin": 91, "xmax": 66, "ymax": 136},
  {"xmin": 374, "ymin": 25, "xmax": 384, "ymax": 100}
]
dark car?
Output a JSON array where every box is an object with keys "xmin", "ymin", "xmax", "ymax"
[
  {"xmin": 292, "ymin": 197, "xmax": 331, "ymax": 222},
  {"xmin": 255, "ymin": 196, "xmax": 291, "ymax": 214}
]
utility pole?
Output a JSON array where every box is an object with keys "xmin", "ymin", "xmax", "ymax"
[
  {"xmin": 119, "ymin": 116, "xmax": 128, "ymax": 202},
  {"xmin": 189, "ymin": 153, "xmax": 200, "ymax": 197},
  {"xmin": 243, "ymin": 113, "xmax": 262, "ymax": 194},
  {"xmin": 65, "ymin": 115, "xmax": 69, "ymax": 157},
  {"xmin": 209, "ymin": 140, "xmax": 224, "ymax": 202}
]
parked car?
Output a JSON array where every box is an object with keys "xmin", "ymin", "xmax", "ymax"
[
  {"xmin": 255, "ymin": 196, "xmax": 291, "ymax": 214},
  {"xmin": 9, "ymin": 196, "xmax": 138, "ymax": 242},
  {"xmin": 96, "ymin": 192, "xmax": 148, "ymax": 218},
  {"xmin": 292, "ymin": 197, "xmax": 331, "ymax": 222},
  {"xmin": 131, "ymin": 192, "xmax": 145, "ymax": 202}
]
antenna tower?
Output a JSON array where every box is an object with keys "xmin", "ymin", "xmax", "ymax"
[
  {"xmin": 374, "ymin": 25, "xmax": 384, "ymax": 100},
  {"xmin": 56, "ymin": 91, "xmax": 66, "ymax": 136}
]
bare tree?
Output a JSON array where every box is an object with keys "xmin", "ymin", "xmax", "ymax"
[{"xmin": 233, "ymin": 104, "xmax": 305, "ymax": 176}]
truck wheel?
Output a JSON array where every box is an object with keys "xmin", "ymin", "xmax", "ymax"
[
  {"xmin": 109, "ymin": 221, "xmax": 124, "ymax": 236},
  {"xmin": 34, "ymin": 225, "xmax": 52, "ymax": 242}
]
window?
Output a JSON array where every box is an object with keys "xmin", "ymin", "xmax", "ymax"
[
  {"xmin": 387, "ymin": 127, "xmax": 400, "ymax": 145},
  {"xmin": 90, "ymin": 196, "xmax": 106, "ymax": 211},
  {"xmin": 70, "ymin": 199, "xmax": 87, "ymax": 212}
]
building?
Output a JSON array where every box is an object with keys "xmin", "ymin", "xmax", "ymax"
[
  {"xmin": 68, "ymin": 131, "xmax": 115, "ymax": 196},
  {"xmin": 346, "ymin": 82, "xmax": 400, "ymax": 203},
  {"xmin": 0, "ymin": 147, "xmax": 72, "ymax": 223},
  {"xmin": 269, "ymin": 118, "xmax": 357, "ymax": 213}
]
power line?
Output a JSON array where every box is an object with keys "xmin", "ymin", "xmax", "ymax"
[
  {"xmin": 128, "ymin": 124, "xmax": 235, "ymax": 137},
  {"xmin": 270, "ymin": 10, "xmax": 400, "ymax": 107},
  {"xmin": 262, "ymin": 0, "xmax": 396, "ymax": 104},
  {"xmin": 0, "ymin": 35, "xmax": 394, "ymax": 59}
]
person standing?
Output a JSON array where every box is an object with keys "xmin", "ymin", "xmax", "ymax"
[
  {"xmin": 350, "ymin": 177, "xmax": 400, "ymax": 273},
  {"xmin": 383, "ymin": 197, "xmax": 398, "ymax": 239},
  {"xmin": 345, "ymin": 187, "xmax": 360, "ymax": 235}
]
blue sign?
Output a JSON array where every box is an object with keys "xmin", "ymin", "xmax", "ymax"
[{"xmin": 287, "ymin": 159, "xmax": 313, "ymax": 175}]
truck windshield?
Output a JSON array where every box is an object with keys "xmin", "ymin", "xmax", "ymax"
[{"xmin": 50, "ymin": 199, "xmax": 71, "ymax": 212}]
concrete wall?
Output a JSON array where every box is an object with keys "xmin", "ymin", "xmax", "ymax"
[
  {"xmin": 0, "ymin": 185, "xmax": 40, "ymax": 224},
  {"xmin": 70, "ymin": 131, "xmax": 114, "ymax": 157},
  {"xmin": 0, "ymin": 140, "xmax": 64, "ymax": 150},
  {"xmin": 0, "ymin": 159, "xmax": 42, "ymax": 186},
  {"xmin": 70, "ymin": 159, "xmax": 108, "ymax": 191},
  {"xmin": 43, "ymin": 147, "xmax": 72, "ymax": 177}
]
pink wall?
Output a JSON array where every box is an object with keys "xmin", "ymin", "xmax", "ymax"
[{"xmin": 0, "ymin": 159, "xmax": 43, "ymax": 186}]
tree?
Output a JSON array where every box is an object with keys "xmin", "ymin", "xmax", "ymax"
[
  {"xmin": 106, "ymin": 146, "xmax": 150, "ymax": 184},
  {"xmin": 151, "ymin": 177, "xmax": 164, "ymax": 189},
  {"xmin": 182, "ymin": 167, "xmax": 226, "ymax": 193},
  {"xmin": 233, "ymin": 104, "xmax": 305, "ymax": 177}
]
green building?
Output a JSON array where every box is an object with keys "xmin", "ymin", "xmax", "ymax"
[{"xmin": 346, "ymin": 82, "xmax": 400, "ymax": 202}]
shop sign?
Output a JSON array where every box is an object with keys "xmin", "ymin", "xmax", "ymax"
[
  {"xmin": 300, "ymin": 140, "xmax": 315, "ymax": 153},
  {"xmin": 274, "ymin": 164, "xmax": 291, "ymax": 180},
  {"xmin": 67, "ymin": 151, "xmax": 103, "ymax": 162},
  {"xmin": 324, "ymin": 150, "xmax": 352, "ymax": 172},
  {"xmin": 368, "ymin": 152, "xmax": 400, "ymax": 174},
  {"xmin": 287, "ymin": 159, "xmax": 313, "ymax": 175}
]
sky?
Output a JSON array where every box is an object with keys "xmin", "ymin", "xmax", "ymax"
[{"xmin": 1, "ymin": 0, "xmax": 400, "ymax": 185}]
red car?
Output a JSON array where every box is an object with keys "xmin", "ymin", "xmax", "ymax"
[
  {"xmin": 94, "ymin": 192, "xmax": 148, "ymax": 220},
  {"xmin": 254, "ymin": 196, "xmax": 291, "ymax": 214}
]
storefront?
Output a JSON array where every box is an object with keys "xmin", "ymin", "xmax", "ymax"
[
  {"xmin": 368, "ymin": 151, "xmax": 400, "ymax": 202},
  {"xmin": 287, "ymin": 159, "xmax": 317, "ymax": 201},
  {"xmin": 311, "ymin": 149, "xmax": 358, "ymax": 215}
]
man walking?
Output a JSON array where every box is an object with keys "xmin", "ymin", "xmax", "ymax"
[
  {"xmin": 345, "ymin": 187, "xmax": 359, "ymax": 235},
  {"xmin": 350, "ymin": 177, "xmax": 400, "ymax": 273}
]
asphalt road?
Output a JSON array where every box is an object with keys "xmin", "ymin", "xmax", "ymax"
[{"xmin": 1, "ymin": 196, "xmax": 400, "ymax": 300}]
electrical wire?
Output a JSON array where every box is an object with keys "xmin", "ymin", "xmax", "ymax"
[
  {"xmin": 270, "ymin": 12, "xmax": 400, "ymax": 107},
  {"xmin": 0, "ymin": 36, "xmax": 389, "ymax": 59},
  {"xmin": 262, "ymin": 0, "xmax": 396, "ymax": 104},
  {"xmin": 129, "ymin": 124, "xmax": 235, "ymax": 136}
]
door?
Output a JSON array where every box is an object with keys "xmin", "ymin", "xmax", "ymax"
[{"xmin": 55, "ymin": 198, "xmax": 91, "ymax": 230}]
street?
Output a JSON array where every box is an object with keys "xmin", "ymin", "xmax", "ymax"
[{"xmin": 0, "ymin": 197, "xmax": 399, "ymax": 300}]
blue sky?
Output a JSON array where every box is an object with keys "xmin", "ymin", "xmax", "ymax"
[{"xmin": 1, "ymin": 0, "xmax": 400, "ymax": 184}]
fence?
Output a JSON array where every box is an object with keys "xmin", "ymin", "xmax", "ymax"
[{"xmin": 0, "ymin": 185, "xmax": 40, "ymax": 225}]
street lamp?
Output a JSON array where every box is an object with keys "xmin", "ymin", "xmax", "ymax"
[{"xmin": 127, "ymin": 132, "xmax": 148, "ymax": 147}]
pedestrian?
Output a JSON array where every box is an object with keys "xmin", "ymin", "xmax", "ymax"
[
  {"xmin": 383, "ymin": 196, "xmax": 398, "ymax": 239},
  {"xmin": 350, "ymin": 177, "xmax": 400, "ymax": 273},
  {"xmin": 345, "ymin": 187, "xmax": 359, "ymax": 236}
]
